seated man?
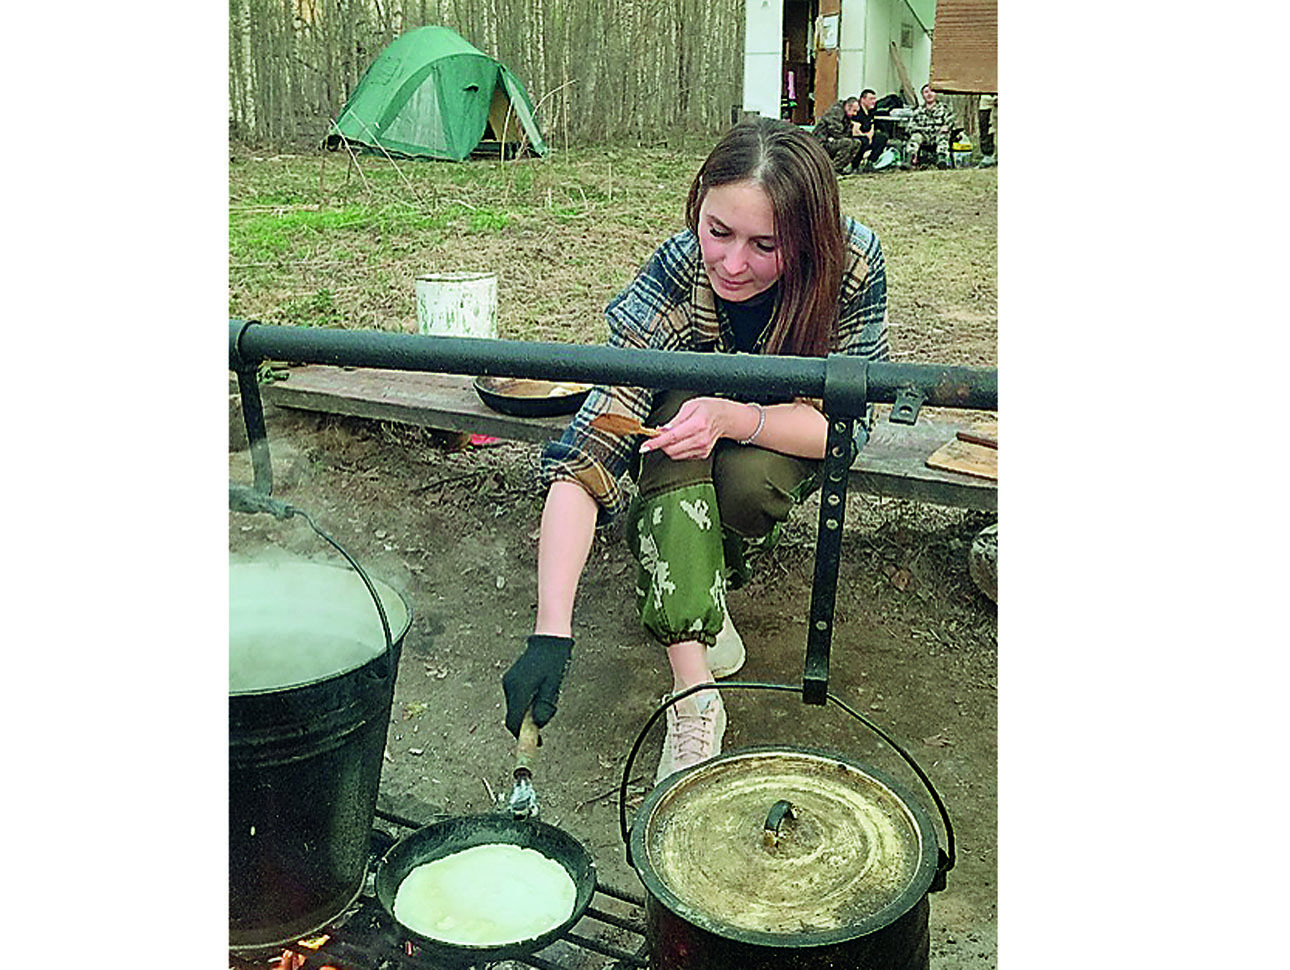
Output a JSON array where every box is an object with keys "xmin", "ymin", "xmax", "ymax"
[
  {"xmin": 812, "ymin": 96, "xmax": 866, "ymax": 174},
  {"xmin": 904, "ymin": 84, "xmax": 958, "ymax": 169},
  {"xmin": 854, "ymin": 89, "xmax": 889, "ymax": 169}
]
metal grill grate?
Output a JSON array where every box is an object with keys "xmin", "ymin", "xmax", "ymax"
[{"xmin": 230, "ymin": 811, "xmax": 649, "ymax": 970}]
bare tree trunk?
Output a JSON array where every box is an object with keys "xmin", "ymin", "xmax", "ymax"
[
  {"xmin": 229, "ymin": 0, "xmax": 252, "ymax": 135},
  {"xmin": 229, "ymin": 0, "xmax": 746, "ymax": 150}
]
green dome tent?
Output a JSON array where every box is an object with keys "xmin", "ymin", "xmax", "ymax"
[{"xmin": 325, "ymin": 26, "xmax": 548, "ymax": 161}]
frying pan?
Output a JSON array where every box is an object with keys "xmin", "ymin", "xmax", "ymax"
[
  {"xmin": 374, "ymin": 814, "xmax": 597, "ymax": 963},
  {"xmin": 473, "ymin": 375, "xmax": 592, "ymax": 417}
]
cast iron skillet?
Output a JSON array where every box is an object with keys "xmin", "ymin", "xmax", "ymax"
[
  {"xmin": 374, "ymin": 814, "xmax": 597, "ymax": 963},
  {"xmin": 473, "ymin": 375, "xmax": 592, "ymax": 417}
]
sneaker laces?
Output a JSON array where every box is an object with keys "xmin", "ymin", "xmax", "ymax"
[{"xmin": 668, "ymin": 694, "xmax": 720, "ymax": 762}]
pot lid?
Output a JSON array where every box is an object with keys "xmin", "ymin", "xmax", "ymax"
[{"xmin": 635, "ymin": 747, "xmax": 935, "ymax": 940}]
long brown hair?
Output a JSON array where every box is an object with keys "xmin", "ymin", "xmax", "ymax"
[{"xmin": 685, "ymin": 117, "xmax": 845, "ymax": 358}]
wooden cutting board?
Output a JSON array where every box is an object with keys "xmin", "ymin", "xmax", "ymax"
[{"xmin": 926, "ymin": 436, "xmax": 998, "ymax": 481}]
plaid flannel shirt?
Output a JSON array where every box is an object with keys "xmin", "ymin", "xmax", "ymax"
[{"xmin": 539, "ymin": 216, "xmax": 889, "ymax": 520}]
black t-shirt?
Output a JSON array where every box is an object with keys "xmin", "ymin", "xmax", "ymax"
[
  {"xmin": 715, "ymin": 284, "xmax": 794, "ymax": 406},
  {"xmin": 717, "ymin": 283, "xmax": 777, "ymax": 353},
  {"xmin": 855, "ymin": 105, "xmax": 879, "ymax": 137}
]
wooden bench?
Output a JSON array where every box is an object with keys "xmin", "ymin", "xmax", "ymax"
[{"xmin": 256, "ymin": 365, "xmax": 996, "ymax": 512}]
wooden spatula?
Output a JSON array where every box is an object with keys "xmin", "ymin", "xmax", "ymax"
[
  {"xmin": 955, "ymin": 428, "xmax": 998, "ymax": 449},
  {"xmin": 590, "ymin": 413, "xmax": 661, "ymax": 437}
]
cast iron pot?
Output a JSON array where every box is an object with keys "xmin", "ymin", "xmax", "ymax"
[
  {"xmin": 374, "ymin": 814, "xmax": 597, "ymax": 965},
  {"xmin": 620, "ymin": 683, "xmax": 955, "ymax": 970},
  {"xmin": 229, "ymin": 555, "xmax": 410, "ymax": 958}
]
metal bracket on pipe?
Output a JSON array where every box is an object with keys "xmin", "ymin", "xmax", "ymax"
[
  {"xmin": 234, "ymin": 367, "xmax": 274, "ymax": 495},
  {"xmin": 803, "ymin": 355, "xmax": 868, "ymax": 706},
  {"xmin": 804, "ymin": 413, "xmax": 854, "ymax": 705},
  {"xmin": 890, "ymin": 386, "xmax": 927, "ymax": 425},
  {"xmin": 229, "ymin": 319, "xmax": 276, "ymax": 496}
]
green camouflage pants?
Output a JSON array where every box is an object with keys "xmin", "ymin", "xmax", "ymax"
[
  {"xmin": 625, "ymin": 390, "xmax": 820, "ymax": 647},
  {"xmin": 906, "ymin": 127, "xmax": 951, "ymax": 162},
  {"xmin": 820, "ymin": 136, "xmax": 866, "ymax": 173}
]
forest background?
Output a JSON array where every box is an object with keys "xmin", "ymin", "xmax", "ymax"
[{"xmin": 230, "ymin": 0, "xmax": 750, "ymax": 149}]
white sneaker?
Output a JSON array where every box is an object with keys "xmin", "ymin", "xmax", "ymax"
[
  {"xmin": 706, "ymin": 609, "xmax": 745, "ymax": 678},
  {"xmin": 655, "ymin": 690, "xmax": 726, "ymax": 785}
]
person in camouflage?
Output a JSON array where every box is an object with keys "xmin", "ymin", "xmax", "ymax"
[
  {"xmin": 812, "ymin": 97, "xmax": 866, "ymax": 174},
  {"xmin": 904, "ymin": 84, "xmax": 958, "ymax": 169}
]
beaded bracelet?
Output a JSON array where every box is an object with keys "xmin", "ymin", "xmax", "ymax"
[{"xmin": 738, "ymin": 402, "xmax": 765, "ymax": 445}]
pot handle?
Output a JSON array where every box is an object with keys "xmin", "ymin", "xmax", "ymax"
[
  {"xmin": 229, "ymin": 484, "xmax": 394, "ymax": 657},
  {"xmin": 617, "ymin": 682, "xmax": 955, "ymax": 891},
  {"xmin": 762, "ymin": 799, "xmax": 796, "ymax": 850}
]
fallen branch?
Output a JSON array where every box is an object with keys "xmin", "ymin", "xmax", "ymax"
[{"xmin": 576, "ymin": 774, "xmax": 648, "ymax": 810}]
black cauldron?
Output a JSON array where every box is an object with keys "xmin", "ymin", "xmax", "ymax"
[{"xmin": 229, "ymin": 559, "xmax": 410, "ymax": 957}]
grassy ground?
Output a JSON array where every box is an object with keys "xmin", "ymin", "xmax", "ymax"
[{"xmin": 228, "ymin": 142, "xmax": 996, "ymax": 367}]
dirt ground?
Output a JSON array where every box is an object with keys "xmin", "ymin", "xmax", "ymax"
[{"xmin": 229, "ymin": 386, "xmax": 998, "ymax": 966}]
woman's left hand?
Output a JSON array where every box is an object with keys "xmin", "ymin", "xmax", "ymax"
[{"xmin": 640, "ymin": 397, "xmax": 745, "ymax": 461}]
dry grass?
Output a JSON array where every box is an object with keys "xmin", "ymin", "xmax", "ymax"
[{"xmin": 229, "ymin": 142, "xmax": 996, "ymax": 367}]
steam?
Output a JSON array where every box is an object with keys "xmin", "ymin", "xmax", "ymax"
[{"xmin": 230, "ymin": 560, "xmax": 409, "ymax": 693}]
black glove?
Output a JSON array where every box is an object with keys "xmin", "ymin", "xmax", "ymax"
[{"xmin": 502, "ymin": 634, "xmax": 573, "ymax": 737}]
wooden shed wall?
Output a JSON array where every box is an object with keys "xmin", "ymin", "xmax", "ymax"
[{"xmin": 929, "ymin": 0, "xmax": 997, "ymax": 93}]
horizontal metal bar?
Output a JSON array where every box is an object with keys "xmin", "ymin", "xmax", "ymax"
[
  {"xmin": 230, "ymin": 320, "xmax": 996, "ymax": 413},
  {"xmin": 559, "ymin": 930, "xmax": 650, "ymax": 966},
  {"xmin": 581, "ymin": 905, "xmax": 645, "ymax": 934},
  {"xmin": 593, "ymin": 881, "xmax": 647, "ymax": 908}
]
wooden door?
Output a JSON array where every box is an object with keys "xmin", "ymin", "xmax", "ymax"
[{"xmin": 813, "ymin": 0, "xmax": 840, "ymax": 120}]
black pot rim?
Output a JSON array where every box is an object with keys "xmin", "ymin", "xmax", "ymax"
[
  {"xmin": 628, "ymin": 745, "xmax": 940, "ymax": 948},
  {"xmin": 374, "ymin": 814, "xmax": 598, "ymax": 961}
]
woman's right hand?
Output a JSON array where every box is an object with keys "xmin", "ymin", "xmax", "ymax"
[
  {"xmin": 501, "ymin": 634, "xmax": 574, "ymax": 736},
  {"xmin": 640, "ymin": 397, "xmax": 753, "ymax": 460}
]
